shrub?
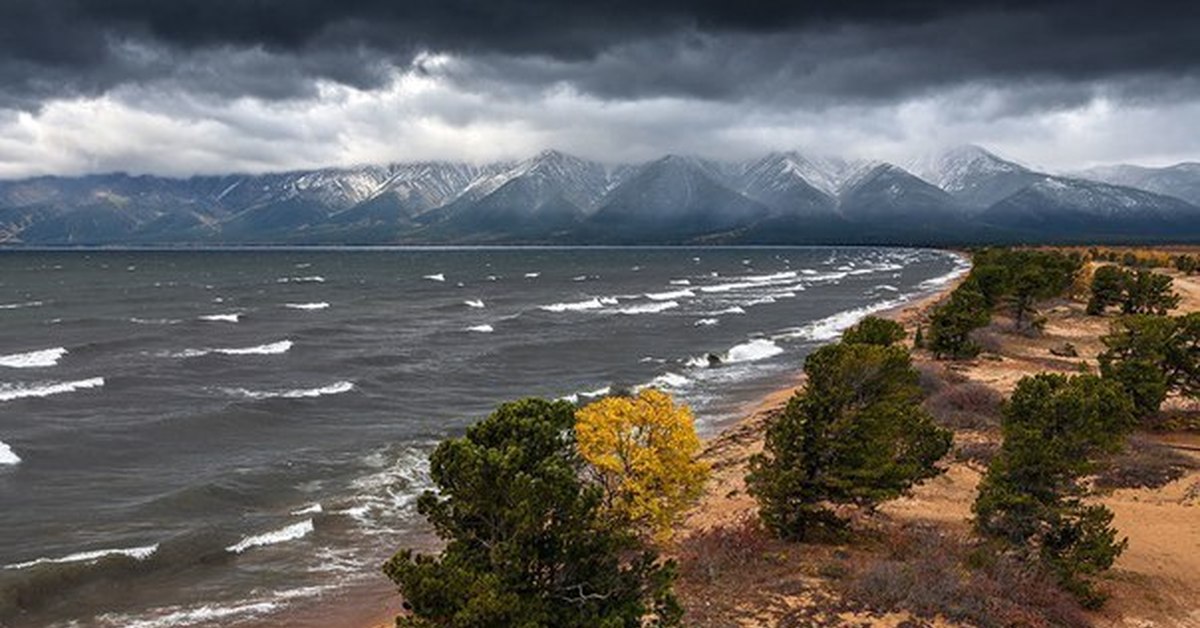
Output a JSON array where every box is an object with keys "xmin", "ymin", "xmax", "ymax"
[
  {"xmin": 383, "ymin": 398, "xmax": 680, "ymax": 627},
  {"xmin": 836, "ymin": 524, "xmax": 1090, "ymax": 628},
  {"xmin": 973, "ymin": 374, "xmax": 1135, "ymax": 607},
  {"xmin": 575, "ymin": 389, "xmax": 709, "ymax": 541},
  {"xmin": 924, "ymin": 382, "xmax": 1003, "ymax": 430},
  {"xmin": 1098, "ymin": 313, "xmax": 1200, "ymax": 419},
  {"xmin": 1094, "ymin": 435, "xmax": 1198, "ymax": 490},
  {"xmin": 747, "ymin": 342, "xmax": 952, "ymax": 540},
  {"xmin": 842, "ymin": 316, "xmax": 906, "ymax": 347},
  {"xmin": 676, "ymin": 515, "xmax": 771, "ymax": 584},
  {"xmin": 927, "ymin": 282, "xmax": 991, "ymax": 359}
]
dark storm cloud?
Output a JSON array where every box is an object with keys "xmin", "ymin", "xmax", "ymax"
[{"xmin": 1, "ymin": 0, "xmax": 1198, "ymax": 110}]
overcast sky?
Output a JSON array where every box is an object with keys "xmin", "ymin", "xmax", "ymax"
[{"xmin": 1, "ymin": 0, "xmax": 1198, "ymax": 179}]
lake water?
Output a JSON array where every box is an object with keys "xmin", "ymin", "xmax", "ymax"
[{"xmin": 0, "ymin": 246, "xmax": 966, "ymax": 627}]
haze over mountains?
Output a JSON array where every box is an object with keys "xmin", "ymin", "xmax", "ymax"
[{"xmin": 2, "ymin": 146, "xmax": 1199, "ymax": 246}]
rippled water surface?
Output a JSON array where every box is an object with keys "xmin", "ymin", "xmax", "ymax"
[{"xmin": 0, "ymin": 246, "xmax": 966, "ymax": 626}]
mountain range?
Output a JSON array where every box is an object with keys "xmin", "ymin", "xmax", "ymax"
[{"xmin": 2, "ymin": 146, "xmax": 1199, "ymax": 245}]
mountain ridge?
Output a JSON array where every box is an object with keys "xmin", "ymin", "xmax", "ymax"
[{"xmin": 3, "ymin": 146, "xmax": 1200, "ymax": 245}]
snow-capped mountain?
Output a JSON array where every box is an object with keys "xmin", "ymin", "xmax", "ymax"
[
  {"xmin": 2, "ymin": 146, "xmax": 1199, "ymax": 245},
  {"xmin": 1075, "ymin": 163, "xmax": 1200, "ymax": 207},
  {"xmin": 907, "ymin": 145, "xmax": 1044, "ymax": 209}
]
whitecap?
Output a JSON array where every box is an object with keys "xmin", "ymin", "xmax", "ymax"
[
  {"xmin": 669, "ymin": 279, "xmax": 691, "ymax": 286},
  {"xmin": 466, "ymin": 324, "xmax": 494, "ymax": 333},
  {"xmin": 742, "ymin": 296, "xmax": 777, "ymax": 306},
  {"xmin": 572, "ymin": 275, "xmax": 588, "ymax": 281},
  {"xmin": 284, "ymin": 302, "xmax": 329, "ymax": 310},
  {"xmin": 524, "ymin": 272, "xmax": 541, "ymax": 278},
  {"xmin": 214, "ymin": 340, "xmax": 292, "ymax": 356},
  {"xmin": 725, "ymin": 338, "xmax": 785, "ymax": 363},
  {"xmin": 290, "ymin": 504, "xmax": 323, "ymax": 516},
  {"xmin": 276, "ymin": 276, "xmax": 325, "ymax": 284},
  {"xmin": 694, "ymin": 318, "xmax": 719, "ymax": 327},
  {"xmin": 645, "ymin": 288, "xmax": 694, "ymax": 300},
  {"xmin": 199, "ymin": 313, "xmax": 240, "ymax": 323},
  {"xmin": 226, "ymin": 519, "xmax": 314, "ymax": 554},
  {"xmin": 599, "ymin": 296, "xmax": 619, "ymax": 305},
  {"xmin": 5, "ymin": 544, "xmax": 158, "ymax": 569},
  {"xmin": 0, "ymin": 439, "xmax": 19, "ymax": 465},
  {"xmin": 709, "ymin": 306, "xmax": 746, "ymax": 315},
  {"xmin": 0, "ymin": 347, "xmax": 67, "ymax": 368},
  {"xmin": 464, "ymin": 299, "xmax": 485, "ymax": 308},
  {"xmin": 0, "ymin": 377, "xmax": 104, "ymax": 402},
  {"xmin": 0, "ymin": 301, "xmax": 43, "ymax": 310},
  {"xmin": 423, "ymin": 273, "xmax": 445, "ymax": 282},
  {"xmin": 540, "ymin": 298, "xmax": 603, "ymax": 313},
  {"xmin": 130, "ymin": 317, "xmax": 183, "ymax": 325},
  {"xmin": 618, "ymin": 301, "xmax": 679, "ymax": 315},
  {"xmin": 223, "ymin": 381, "xmax": 354, "ymax": 400},
  {"xmin": 775, "ymin": 297, "xmax": 907, "ymax": 343},
  {"xmin": 636, "ymin": 372, "xmax": 689, "ymax": 392}
]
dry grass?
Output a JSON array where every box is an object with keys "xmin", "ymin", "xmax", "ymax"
[
  {"xmin": 1094, "ymin": 435, "xmax": 1199, "ymax": 491},
  {"xmin": 924, "ymin": 382, "xmax": 1003, "ymax": 430}
]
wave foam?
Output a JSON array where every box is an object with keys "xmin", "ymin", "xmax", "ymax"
[
  {"xmin": 226, "ymin": 519, "xmax": 314, "ymax": 554},
  {"xmin": 284, "ymin": 302, "xmax": 329, "ymax": 310},
  {"xmin": 422, "ymin": 273, "xmax": 445, "ymax": 282},
  {"xmin": 0, "ymin": 300, "xmax": 43, "ymax": 310},
  {"xmin": 645, "ymin": 288, "xmax": 694, "ymax": 300},
  {"xmin": 464, "ymin": 299, "xmax": 485, "ymax": 308},
  {"xmin": 776, "ymin": 297, "xmax": 907, "ymax": 343},
  {"xmin": 669, "ymin": 279, "xmax": 691, "ymax": 286},
  {"xmin": 694, "ymin": 318, "xmax": 719, "ymax": 327},
  {"xmin": 223, "ymin": 381, "xmax": 354, "ymax": 400},
  {"xmin": 0, "ymin": 439, "xmax": 19, "ymax": 465},
  {"xmin": 524, "ymin": 272, "xmax": 540, "ymax": 278},
  {"xmin": 6, "ymin": 544, "xmax": 158, "ymax": 570},
  {"xmin": 0, "ymin": 377, "xmax": 105, "ymax": 402},
  {"xmin": 130, "ymin": 317, "xmax": 183, "ymax": 325},
  {"xmin": 637, "ymin": 372, "xmax": 690, "ymax": 391},
  {"xmin": 199, "ymin": 313, "xmax": 240, "ymax": 323},
  {"xmin": 276, "ymin": 276, "xmax": 325, "ymax": 284},
  {"xmin": 618, "ymin": 301, "xmax": 678, "ymax": 315},
  {"xmin": 540, "ymin": 298, "xmax": 603, "ymax": 312},
  {"xmin": 466, "ymin": 324, "xmax": 494, "ymax": 333},
  {"xmin": 725, "ymin": 338, "xmax": 785, "ymax": 363},
  {"xmin": 0, "ymin": 347, "xmax": 67, "ymax": 368}
]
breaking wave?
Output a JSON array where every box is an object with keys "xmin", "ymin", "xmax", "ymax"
[
  {"xmin": 276, "ymin": 276, "xmax": 325, "ymax": 284},
  {"xmin": 0, "ymin": 347, "xmax": 67, "ymax": 368},
  {"xmin": 226, "ymin": 520, "xmax": 314, "ymax": 554},
  {"xmin": 724, "ymin": 338, "xmax": 785, "ymax": 363},
  {"xmin": 0, "ymin": 300, "xmax": 43, "ymax": 310},
  {"xmin": 222, "ymin": 381, "xmax": 354, "ymax": 400},
  {"xmin": 5, "ymin": 544, "xmax": 158, "ymax": 570},
  {"xmin": 422, "ymin": 273, "xmax": 445, "ymax": 282},
  {"xmin": 464, "ymin": 299, "xmax": 485, "ymax": 308},
  {"xmin": 466, "ymin": 324, "xmax": 494, "ymax": 333},
  {"xmin": 540, "ymin": 298, "xmax": 604, "ymax": 312},
  {"xmin": 0, "ymin": 377, "xmax": 105, "ymax": 402},
  {"xmin": 0, "ymin": 439, "xmax": 19, "ymax": 465},
  {"xmin": 617, "ymin": 301, "xmax": 678, "ymax": 315},
  {"xmin": 284, "ymin": 302, "xmax": 329, "ymax": 310},
  {"xmin": 199, "ymin": 313, "xmax": 240, "ymax": 323}
]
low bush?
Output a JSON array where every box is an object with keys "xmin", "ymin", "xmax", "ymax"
[
  {"xmin": 835, "ymin": 524, "xmax": 1089, "ymax": 628},
  {"xmin": 676, "ymin": 515, "xmax": 772, "ymax": 584},
  {"xmin": 1094, "ymin": 435, "xmax": 1198, "ymax": 490},
  {"xmin": 924, "ymin": 382, "xmax": 1003, "ymax": 430}
]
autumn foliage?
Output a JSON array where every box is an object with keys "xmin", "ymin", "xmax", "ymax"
[{"xmin": 576, "ymin": 389, "xmax": 710, "ymax": 541}]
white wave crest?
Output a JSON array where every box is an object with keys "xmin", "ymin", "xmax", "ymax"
[
  {"xmin": 0, "ymin": 439, "xmax": 19, "ymax": 465},
  {"xmin": 636, "ymin": 372, "xmax": 690, "ymax": 392},
  {"xmin": 524, "ymin": 272, "xmax": 540, "ymax": 278},
  {"xmin": 276, "ymin": 276, "xmax": 325, "ymax": 284},
  {"xmin": 0, "ymin": 347, "xmax": 67, "ymax": 368},
  {"xmin": 223, "ymin": 381, "xmax": 354, "ymax": 400},
  {"xmin": 5, "ymin": 544, "xmax": 158, "ymax": 569},
  {"xmin": 130, "ymin": 317, "xmax": 182, "ymax": 325},
  {"xmin": 464, "ymin": 299, "xmax": 485, "ymax": 308},
  {"xmin": 669, "ymin": 279, "xmax": 691, "ymax": 286},
  {"xmin": 284, "ymin": 302, "xmax": 329, "ymax": 310},
  {"xmin": 216, "ymin": 340, "xmax": 293, "ymax": 356},
  {"xmin": 559, "ymin": 386, "xmax": 612, "ymax": 404},
  {"xmin": 467, "ymin": 324, "xmax": 494, "ymax": 333},
  {"xmin": 290, "ymin": 504, "xmax": 323, "ymax": 516},
  {"xmin": 422, "ymin": 273, "xmax": 445, "ymax": 282},
  {"xmin": 540, "ymin": 298, "xmax": 603, "ymax": 313},
  {"xmin": 694, "ymin": 318, "xmax": 719, "ymax": 327},
  {"xmin": 725, "ymin": 338, "xmax": 785, "ymax": 363},
  {"xmin": 199, "ymin": 313, "xmax": 240, "ymax": 323},
  {"xmin": 0, "ymin": 300, "xmax": 43, "ymax": 310},
  {"xmin": 776, "ymin": 298, "xmax": 907, "ymax": 343},
  {"xmin": 618, "ymin": 301, "xmax": 679, "ymax": 315},
  {"xmin": 710, "ymin": 306, "xmax": 746, "ymax": 315},
  {"xmin": 0, "ymin": 377, "xmax": 105, "ymax": 402},
  {"xmin": 646, "ymin": 288, "xmax": 694, "ymax": 300},
  {"xmin": 226, "ymin": 519, "xmax": 314, "ymax": 554}
]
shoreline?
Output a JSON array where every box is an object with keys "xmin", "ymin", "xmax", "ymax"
[{"xmin": 351, "ymin": 252, "xmax": 970, "ymax": 628}]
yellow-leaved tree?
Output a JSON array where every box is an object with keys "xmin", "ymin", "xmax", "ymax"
[{"xmin": 575, "ymin": 389, "xmax": 709, "ymax": 541}]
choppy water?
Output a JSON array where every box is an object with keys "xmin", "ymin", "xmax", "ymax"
[{"xmin": 0, "ymin": 246, "xmax": 966, "ymax": 627}]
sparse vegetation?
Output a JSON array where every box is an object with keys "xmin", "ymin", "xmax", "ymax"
[
  {"xmin": 1099, "ymin": 312, "xmax": 1200, "ymax": 419},
  {"xmin": 747, "ymin": 339, "xmax": 952, "ymax": 541},
  {"xmin": 973, "ymin": 374, "xmax": 1136, "ymax": 607}
]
